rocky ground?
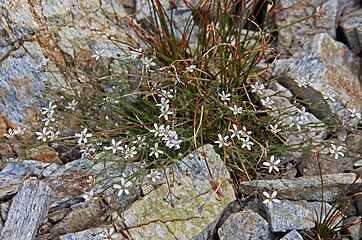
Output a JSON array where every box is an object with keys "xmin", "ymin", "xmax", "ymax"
[{"xmin": 0, "ymin": 0, "xmax": 361, "ymax": 239}]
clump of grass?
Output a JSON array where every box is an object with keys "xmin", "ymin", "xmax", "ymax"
[{"xmin": 7, "ymin": 0, "xmax": 360, "ymax": 208}]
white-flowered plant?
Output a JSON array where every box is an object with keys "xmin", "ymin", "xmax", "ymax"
[
  {"xmin": 75, "ymin": 128, "xmax": 92, "ymax": 145},
  {"xmin": 147, "ymin": 169, "xmax": 162, "ymax": 182},
  {"xmin": 329, "ymin": 144, "xmax": 345, "ymax": 159},
  {"xmin": 104, "ymin": 139, "xmax": 123, "ymax": 154},
  {"xmin": 263, "ymin": 156, "xmax": 281, "ymax": 173},
  {"xmin": 113, "ymin": 178, "xmax": 132, "ymax": 196},
  {"xmin": 262, "ymin": 191, "xmax": 280, "ymax": 206},
  {"xmin": 214, "ymin": 134, "xmax": 230, "ymax": 148}
]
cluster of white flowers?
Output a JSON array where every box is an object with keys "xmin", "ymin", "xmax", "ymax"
[
  {"xmin": 3, "ymin": 127, "xmax": 26, "ymax": 138},
  {"xmin": 149, "ymin": 123, "xmax": 182, "ymax": 152},
  {"xmin": 215, "ymin": 124, "xmax": 254, "ymax": 150}
]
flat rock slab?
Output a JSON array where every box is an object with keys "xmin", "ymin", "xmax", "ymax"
[
  {"xmin": 0, "ymin": 180, "xmax": 52, "ymax": 240},
  {"xmin": 239, "ymin": 173, "xmax": 357, "ymax": 202},
  {"xmin": 121, "ymin": 145, "xmax": 236, "ymax": 239},
  {"xmin": 217, "ymin": 210, "xmax": 272, "ymax": 240}
]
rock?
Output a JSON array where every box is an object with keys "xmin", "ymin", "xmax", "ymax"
[
  {"xmin": 265, "ymin": 200, "xmax": 314, "ymax": 232},
  {"xmin": 0, "ymin": 201, "xmax": 10, "ymax": 221},
  {"xmin": 120, "ymin": 145, "xmax": 236, "ymax": 239},
  {"xmin": 0, "ymin": 180, "xmax": 52, "ymax": 240},
  {"xmin": 260, "ymin": 86, "xmax": 327, "ymax": 145},
  {"xmin": 28, "ymin": 144, "xmax": 63, "ymax": 165},
  {"xmin": 275, "ymin": 0, "xmax": 338, "ymax": 53},
  {"xmin": 340, "ymin": 8, "xmax": 362, "ymax": 56},
  {"xmin": 280, "ymin": 230, "xmax": 303, "ymax": 240},
  {"xmin": 217, "ymin": 210, "xmax": 272, "ymax": 240},
  {"xmin": 0, "ymin": 178, "xmax": 22, "ymax": 201},
  {"xmin": 298, "ymin": 151, "xmax": 355, "ymax": 176},
  {"xmin": 59, "ymin": 227, "xmax": 106, "ymax": 240},
  {"xmin": 239, "ymin": 173, "xmax": 357, "ymax": 202},
  {"xmin": 265, "ymin": 200, "xmax": 342, "ymax": 232},
  {"xmin": 49, "ymin": 202, "xmax": 106, "ymax": 236},
  {"xmin": 344, "ymin": 216, "xmax": 362, "ymax": 240},
  {"xmin": 273, "ymin": 33, "xmax": 362, "ymax": 124}
]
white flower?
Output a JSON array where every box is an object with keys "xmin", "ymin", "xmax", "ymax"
[
  {"xmin": 75, "ymin": 128, "xmax": 92, "ymax": 145},
  {"xmin": 348, "ymin": 108, "xmax": 361, "ymax": 119},
  {"xmin": 87, "ymin": 176, "xmax": 96, "ymax": 186},
  {"xmin": 35, "ymin": 127, "xmax": 51, "ymax": 142},
  {"xmin": 186, "ymin": 64, "xmax": 196, "ymax": 73},
  {"xmin": 229, "ymin": 104, "xmax": 243, "ymax": 115},
  {"xmin": 229, "ymin": 124, "xmax": 243, "ymax": 140},
  {"xmin": 269, "ymin": 124, "xmax": 281, "ymax": 134},
  {"xmin": 123, "ymin": 145, "xmax": 137, "ymax": 159},
  {"xmin": 162, "ymin": 130, "xmax": 181, "ymax": 149},
  {"xmin": 329, "ymin": 144, "xmax": 345, "ymax": 159},
  {"xmin": 3, "ymin": 128, "xmax": 15, "ymax": 138},
  {"xmin": 149, "ymin": 123, "xmax": 165, "ymax": 137},
  {"xmin": 113, "ymin": 178, "xmax": 132, "ymax": 196},
  {"xmin": 47, "ymin": 130, "xmax": 60, "ymax": 141},
  {"xmin": 41, "ymin": 113, "xmax": 55, "ymax": 126},
  {"xmin": 158, "ymin": 105, "xmax": 173, "ymax": 120},
  {"xmin": 241, "ymin": 137, "xmax": 254, "ymax": 150},
  {"xmin": 323, "ymin": 90, "xmax": 336, "ymax": 102},
  {"xmin": 214, "ymin": 134, "xmax": 230, "ymax": 148},
  {"xmin": 143, "ymin": 57, "xmax": 156, "ymax": 69},
  {"xmin": 156, "ymin": 97, "xmax": 170, "ymax": 110},
  {"xmin": 83, "ymin": 189, "xmax": 97, "ymax": 202},
  {"xmin": 294, "ymin": 76, "xmax": 314, "ymax": 88},
  {"xmin": 65, "ymin": 100, "xmax": 78, "ymax": 111},
  {"xmin": 147, "ymin": 169, "xmax": 162, "ymax": 182},
  {"xmin": 263, "ymin": 156, "xmax": 281, "ymax": 173},
  {"xmin": 159, "ymin": 89, "xmax": 174, "ymax": 99},
  {"xmin": 261, "ymin": 97, "xmax": 274, "ymax": 109},
  {"xmin": 14, "ymin": 127, "xmax": 26, "ymax": 136},
  {"xmin": 240, "ymin": 126, "xmax": 252, "ymax": 138},
  {"xmin": 218, "ymin": 91, "xmax": 231, "ymax": 103},
  {"xmin": 80, "ymin": 144, "xmax": 96, "ymax": 158},
  {"xmin": 149, "ymin": 143, "xmax": 164, "ymax": 158},
  {"xmin": 262, "ymin": 191, "xmax": 280, "ymax": 205},
  {"xmin": 104, "ymin": 139, "xmax": 123, "ymax": 154},
  {"xmin": 130, "ymin": 48, "xmax": 143, "ymax": 59},
  {"xmin": 103, "ymin": 228, "xmax": 118, "ymax": 239},
  {"xmin": 250, "ymin": 82, "xmax": 265, "ymax": 95},
  {"xmin": 41, "ymin": 101, "xmax": 57, "ymax": 115}
]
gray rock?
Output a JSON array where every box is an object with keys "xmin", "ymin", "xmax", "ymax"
[
  {"xmin": 120, "ymin": 145, "xmax": 236, "ymax": 239},
  {"xmin": 265, "ymin": 200, "xmax": 343, "ymax": 233},
  {"xmin": 298, "ymin": 152, "xmax": 355, "ymax": 176},
  {"xmin": 0, "ymin": 201, "xmax": 10, "ymax": 221},
  {"xmin": 218, "ymin": 210, "xmax": 272, "ymax": 240},
  {"xmin": 344, "ymin": 216, "xmax": 362, "ymax": 240},
  {"xmin": 340, "ymin": 8, "xmax": 362, "ymax": 56},
  {"xmin": 280, "ymin": 230, "xmax": 303, "ymax": 240},
  {"xmin": 275, "ymin": 0, "xmax": 338, "ymax": 53},
  {"xmin": 0, "ymin": 160, "xmax": 53, "ymax": 180},
  {"xmin": 353, "ymin": 160, "xmax": 362, "ymax": 168},
  {"xmin": 273, "ymin": 33, "xmax": 362, "ymax": 125},
  {"xmin": 265, "ymin": 200, "xmax": 314, "ymax": 232},
  {"xmin": 59, "ymin": 227, "xmax": 106, "ymax": 240},
  {"xmin": 239, "ymin": 173, "xmax": 357, "ymax": 202}
]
